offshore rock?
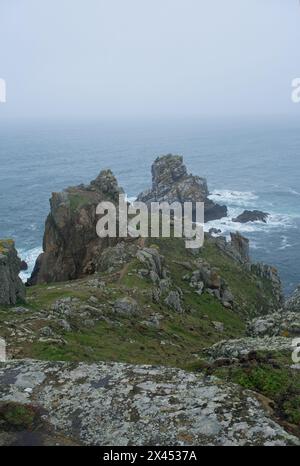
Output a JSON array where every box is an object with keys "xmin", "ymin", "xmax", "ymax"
[
  {"xmin": 233, "ymin": 210, "xmax": 269, "ymax": 224},
  {"xmin": 137, "ymin": 155, "xmax": 227, "ymax": 222}
]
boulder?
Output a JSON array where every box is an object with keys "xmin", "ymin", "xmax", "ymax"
[
  {"xmin": 137, "ymin": 155, "xmax": 227, "ymax": 222},
  {"xmin": 0, "ymin": 240, "xmax": 25, "ymax": 305},
  {"xmin": 164, "ymin": 290, "xmax": 183, "ymax": 313},
  {"xmin": 113, "ymin": 297, "xmax": 139, "ymax": 316},
  {"xmin": 20, "ymin": 260, "xmax": 28, "ymax": 271},
  {"xmin": 233, "ymin": 210, "xmax": 269, "ymax": 224}
]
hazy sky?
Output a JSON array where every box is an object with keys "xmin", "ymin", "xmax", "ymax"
[{"xmin": 1, "ymin": 0, "xmax": 300, "ymax": 118}]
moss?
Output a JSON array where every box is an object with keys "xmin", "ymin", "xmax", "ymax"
[
  {"xmin": 211, "ymin": 354, "xmax": 300, "ymax": 436},
  {"xmin": 0, "ymin": 402, "xmax": 39, "ymax": 431},
  {"xmin": 0, "ymin": 239, "xmax": 14, "ymax": 255},
  {"xmin": 68, "ymin": 193, "xmax": 90, "ymax": 211}
]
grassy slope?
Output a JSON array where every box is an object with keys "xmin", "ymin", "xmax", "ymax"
[
  {"xmin": 1, "ymin": 236, "xmax": 298, "ymax": 436},
  {"xmin": 0, "ymin": 236, "xmax": 278, "ymax": 369}
]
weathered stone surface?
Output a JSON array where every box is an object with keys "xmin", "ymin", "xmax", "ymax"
[
  {"xmin": 137, "ymin": 155, "xmax": 227, "ymax": 222},
  {"xmin": 0, "ymin": 240, "xmax": 25, "ymax": 305},
  {"xmin": 164, "ymin": 290, "xmax": 183, "ymax": 313},
  {"xmin": 0, "ymin": 360, "xmax": 298, "ymax": 446},
  {"xmin": 229, "ymin": 232, "xmax": 250, "ymax": 263},
  {"xmin": 233, "ymin": 210, "xmax": 269, "ymax": 224},
  {"xmin": 113, "ymin": 297, "xmax": 139, "ymax": 316},
  {"xmin": 205, "ymin": 336, "xmax": 294, "ymax": 360},
  {"xmin": 96, "ymin": 241, "xmax": 138, "ymax": 273},
  {"xmin": 247, "ymin": 311, "xmax": 300, "ymax": 337}
]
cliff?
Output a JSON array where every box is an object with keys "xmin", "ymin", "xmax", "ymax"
[
  {"xmin": 28, "ymin": 170, "xmax": 123, "ymax": 285},
  {"xmin": 0, "ymin": 240, "xmax": 25, "ymax": 305},
  {"xmin": 2, "ymin": 157, "xmax": 299, "ymax": 445}
]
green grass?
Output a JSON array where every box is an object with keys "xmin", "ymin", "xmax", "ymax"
[
  {"xmin": 0, "ymin": 402, "xmax": 39, "ymax": 431},
  {"xmin": 212, "ymin": 353, "xmax": 300, "ymax": 432}
]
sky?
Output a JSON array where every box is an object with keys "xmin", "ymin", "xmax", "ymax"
[{"xmin": 0, "ymin": 0, "xmax": 300, "ymax": 118}]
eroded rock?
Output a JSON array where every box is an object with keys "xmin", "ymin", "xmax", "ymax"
[{"xmin": 0, "ymin": 360, "xmax": 298, "ymax": 446}]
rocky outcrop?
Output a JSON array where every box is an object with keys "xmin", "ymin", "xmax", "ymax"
[
  {"xmin": 233, "ymin": 210, "xmax": 269, "ymax": 224},
  {"xmin": 285, "ymin": 285, "xmax": 300, "ymax": 312},
  {"xmin": 0, "ymin": 240, "xmax": 25, "ymax": 305},
  {"xmin": 229, "ymin": 232, "xmax": 250, "ymax": 262},
  {"xmin": 0, "ymin": 360, "xmax": 298, "ymax": 446},
  {"xmin": 184, "ymin": 259, "xmax": 234, "ymax": 308},
  {"xmin": 247, "ymin": 311, "xmax": 300, "ymax": 337},
  {"xmin": 28, "ymin": 170, "xmax": 124, "ymax": 285},
  {"xmin": 205, "ymin": 336, "xmax": 294, "ymax": 360},
  {"xmin": 213, "ymin": 232, "xmax": 250, "ymax": 264},
  {"xmin": 137, "ymin": 155, "xmax": 227, "ymax": 222}
]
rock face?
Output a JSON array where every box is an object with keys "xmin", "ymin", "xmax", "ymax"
[
  {"xmin": 0, "ymin": 240, "xmax": 25, "ymax": 305},
  {"xmin": 28, "ymin": 170, "xmax": 123, "ymax": 285},
  {"xmin": 285, "ymin": 285, "xmax": 300, "ymax": 312},
  {"xmin": 137, "ymin": 155, "xmax": 227, "ymax": 222},
  {"xmin": 233, "ymin": 210, "xmax": 269, "ymax": 224},
  {"xmin": 230, "ymin": 232, "xmax": 250, "ymax": 262},
  {"xmin": 0, "ymin": 360, "xmax": 298, "ymax": 446},
  {"xmin": 211, "ymin": 232, "xmax": 250, "ymax": 264}
]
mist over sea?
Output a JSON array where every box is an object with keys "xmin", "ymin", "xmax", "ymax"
[{"xmin": 1, "ymin": 116, "xmax": 300, "ymax": 295}]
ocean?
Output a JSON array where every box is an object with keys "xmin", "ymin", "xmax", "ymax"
[{"xmin": 1, "ymin": 116, "xmax": 300, "ymax": 295}]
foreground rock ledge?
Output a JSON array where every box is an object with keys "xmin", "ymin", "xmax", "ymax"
[{"xmin": 0, "ymin": 360, "xmax": 298, "ymax": 446}]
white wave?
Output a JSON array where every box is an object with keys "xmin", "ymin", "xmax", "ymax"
[
  {"xmin": 208, "ymin": 189, "xmax": 258, "ymax": 208},
  {"xmin": 18, "ymin": 246, "xmax": 42, "ymax": 283},
  {"xmin": 278, "ymin": 235, "xmax": 295, "ymax": 250},
  {"xmin": 204, "ymin": 206, "xmax": 296, "ymax": 240},
  {"xmin": 288, "ymin": 187, "xmax": 300, "ymax": 197}
]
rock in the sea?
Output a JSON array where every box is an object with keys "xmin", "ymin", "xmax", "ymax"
[
  {"xmin": 27, "ymin": 170, "xmax": 124, "ymax": 285},
  {"xmin": 137, "ymin": 154, "xmax": 227, "ymax": 222},
  {"xmin": 209, "ymin": 228, "xmax": 222, "ymax": 235},
  {"xmin": 20, "ymin": 260, "xmax": 28, "ymax": 271},
  {"xmin": 233, "ymin": 210, "xmax": 269, "ymax": 224},
  {"xmin": 0, "ymin": 240, "xmax": 25, "ymax": 305},
  {"xmin": 0, "ymin": 360, "xmax": 298, "ymax": 446}
]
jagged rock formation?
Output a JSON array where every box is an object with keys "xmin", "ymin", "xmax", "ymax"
[
  {"xmin": 285, "ymin": 285, "xmax": 300, "ymax": 312},
  {"xmin": 0, "ymin": 360, "xmax": 298, "ymax": 446},
  {"xmin": 213, "ymin": 233, "xmax": 282, "ymax": 306},
  {"xmin": 28, "ymin": 170, "xmax": 124, "ymax": 285},
  {"xmin": 0, "ymin": 240, "xmax": 25, "ymax": 305},
  {"xmin": 137, "ymin": 155, "xmax": 227, "ymax": 222},
  {"xmin": 233, "ymin": 210, "xmax": 269, "ymax": 224}
]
